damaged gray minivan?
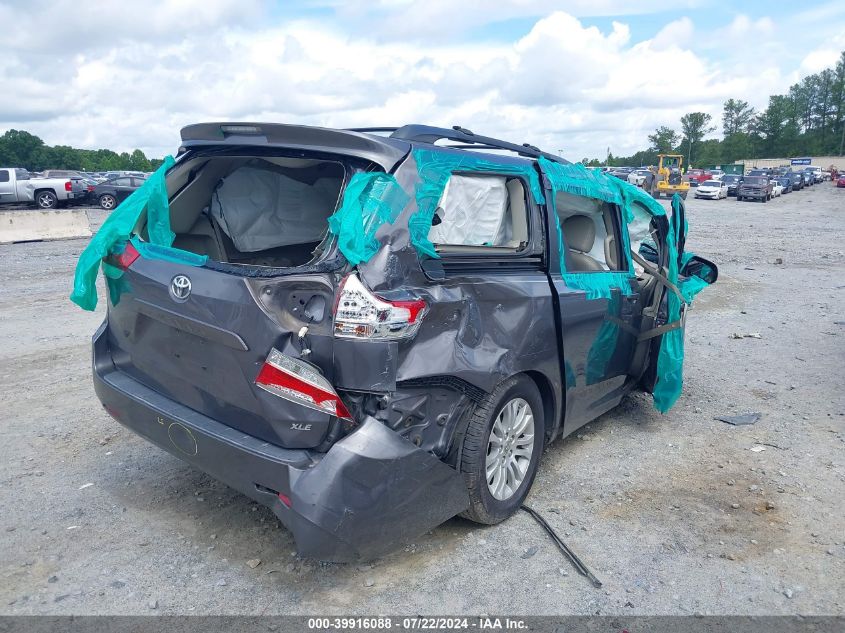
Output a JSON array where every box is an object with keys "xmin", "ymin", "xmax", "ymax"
[{"xmin": 81, "ymin": 123, "xmax": 717, "ymax": 561}]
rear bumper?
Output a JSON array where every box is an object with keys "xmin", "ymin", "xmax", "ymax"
[{"xmin": 92, "ymin": 322, "xmax": 469, "ymax": 561}]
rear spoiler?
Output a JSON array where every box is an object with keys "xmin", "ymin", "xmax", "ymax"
[{"xmin": 179, "ymin": 122, "xmax": 410, "ymax": 171}]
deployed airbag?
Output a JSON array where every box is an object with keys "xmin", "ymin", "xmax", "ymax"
[
  {"xmin": 428, "ymin": 175, "xmax": 508, "ymax": 246},
  {"xmin": 210, "ymin": 163, "xmax": 338, "ymax": 252}
]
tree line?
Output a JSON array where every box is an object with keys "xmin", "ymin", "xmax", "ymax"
[
  {"xmin": 584, "ymin": 51, "xmax": 845, "ymax": 168},
  {"xmin": 0, "ymin": 129, "xmax": 163, "ymax": 173}
]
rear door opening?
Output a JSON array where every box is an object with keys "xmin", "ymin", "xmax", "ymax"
[
  {"xmin": 165, "ymin": 152, "xmax": 348, "ymax": 268},
  {"xmin": 106, "ymin": 148, "xmax": 373, "ymax": 450}
]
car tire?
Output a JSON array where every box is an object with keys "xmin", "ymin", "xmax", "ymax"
[
  {"xmin": 459, "ymin": 374, "xmax": 544, "ymax": 525},
  {"xmin": 35, "ymin": 190, "xmax": 58, "ymax": 209},
  {"xmin": 99, "ymin": 194, "xmax": 117, "ymax": 210}
]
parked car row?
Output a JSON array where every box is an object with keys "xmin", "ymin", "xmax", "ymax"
[
  {"xmin": 0, "ymin": 167, "xmax": 147, "ymax": 209},
  {"xmin": 693, "ymin": 165, "xmax": 835, "ymax": 203},
  {"xmin": 91, "ymin": 176, "xmax": 146, "ymax": 209},
  {"xmin": 36, "ymin": 169, "xmax": 151, "ymax": 183},
  {"xmin": 0, "ymin": 167, "xmax": 88, "ymax": 209}
]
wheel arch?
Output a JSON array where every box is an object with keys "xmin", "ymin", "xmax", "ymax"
[
  {"xmin": 32, "ymin": 188, "xmax": 58, "ymax": 208},
  {"xmin": 522, "ymin": 370, "xmax": 560, "ymax": 444}
]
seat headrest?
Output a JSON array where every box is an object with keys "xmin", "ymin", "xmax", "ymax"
[{"xmin": 563, "ymin": 214, "xmax": 596, "ymax": 253}]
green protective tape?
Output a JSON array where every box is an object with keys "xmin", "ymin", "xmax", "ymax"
[
  {"xmin": 652, "ymin": 194, "xmax": 686, "ymax": 413},
  {"xmin": 129, "ymin": 236, "xmax": 208, "ymax": 267},
  {"xmin": 538, "ymin": 160, "xmax": 714, "ymax": 412},
  {"xmin": 328, "ymin": 172, "xmax": 410, "ymax": 266},
  {"xmin": 70, "ymin": 156, "xmax": 176, "ymax": 311},
  {"xmin": 585, "ymin": 292, "xmax": 621, "ymax": 385},
  {"xmin": 409, "ymin": 148, "xmax": 545, "ymax": 259},
  {"xmin": 678, "ymin": 251, "xmax": 710, "ymax": 303},
  {"xmin": 679, "ymin": 275, "xmax": 709, "ymax": 303},
  {"xmin": 538, "ymin": 157, "xmax": 640, "ymax": 299},
  {"xmin": 564, "ymin": 360, "xmax": 576, "ymax": 389},
  {"xmin": 101, "ymin": 261, "xmax": 131, "ymax": 306},
  {"xmin": 539, "ymin": 158, "xmax": 623, "ymax": 206},
  {"xmin": 561, "ymin": 271, "xmax": 633, "ymax": 299}
]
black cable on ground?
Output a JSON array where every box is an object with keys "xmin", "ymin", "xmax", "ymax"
[{"xmin": 521, "ymin": 504, "xmax": 603, "ymax": 588}]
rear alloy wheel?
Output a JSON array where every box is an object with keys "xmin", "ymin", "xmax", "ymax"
[
  {"xmin": 459, "ymin": 375, "xmax": 544, "ymax": 524},
  {"xmin": 35, "ymin": 191, "xmax": 58, "ymax": 209},
  {"xmin": 99, "ymin": 194, "xmax": 117, "ymax": 210}
]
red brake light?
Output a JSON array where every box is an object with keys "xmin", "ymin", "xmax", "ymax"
[
  {"xmin": 112, "ymin": 242, "xmax": 140, "ymax": 270},
  {"xmin": 64, "ymin": 181, "xmax": 72, "ymax": 191},
  {"xmin": 333, "ymin": 274, "xmax": 427, "ymax": 340},
  {"xmin": 256, "ymin": 349, "xmax": 351, "ymax": 420}
]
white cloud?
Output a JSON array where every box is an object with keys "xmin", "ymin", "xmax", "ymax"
[
  {"xmin": 650, "ymin": 17, "xmax": 693, "ymax": 51},
  {"xmin": 0, "ymin": 1, "xmax": 833, "ymax": 161},
  {"xmin": 331, "ymin": 0, "xmax": 702, "ymax": 41},
  {"xmin": 800, "ymin": 30, "xmax": 845, "ymax": 74}
]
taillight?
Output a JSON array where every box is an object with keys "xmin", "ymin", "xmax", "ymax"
[
  {"xmin": 108, "ymin": 241, "xmax": 140, "ymax": 270},
  {"xmin": 333, "ymin": 274, "xmax": 427, "ymax": 340},
  {"xmin": 256, "ymin": 349, "xmax": 351, "ymax": 419},
  {"xmin": 64, "ymin": 181, "xmax": 72, "ymax": 191},
  {"xmin": 87, "ymin": 185, "xmax": 95, "ymax": 192}
]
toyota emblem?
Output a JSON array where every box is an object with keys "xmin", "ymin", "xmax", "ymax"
[{"xmin": 170, "ymin": 275, "xmax": 192, "ymax": 301}]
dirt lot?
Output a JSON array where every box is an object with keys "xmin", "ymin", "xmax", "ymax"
[{"xmin": 1, "ymin": 185, "xmax": 843, "ymax": 616}]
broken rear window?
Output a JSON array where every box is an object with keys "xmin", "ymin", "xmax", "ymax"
[{"xmin": 164, "ymin": 154, "xmax": 348, "ymax": 268}]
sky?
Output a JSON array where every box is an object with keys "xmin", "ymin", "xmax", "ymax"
[{"xmin": 0, "ymin": 0, "xmax": 843, "ymax": 161}]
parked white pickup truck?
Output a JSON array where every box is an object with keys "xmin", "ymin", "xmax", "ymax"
[{"xmin": 0, "ymin": 167, "xmax": 88, "ymax": 209}]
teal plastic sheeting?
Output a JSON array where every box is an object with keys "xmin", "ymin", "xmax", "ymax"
[
  {"xmin": 70, "ymin": 156, "xmax": 176, "ymax": 311},
  {"xmin": 409, "ymin": 149, "xmax": 545, "ymax": 259},
  {"xmin": 539, "ymin": 158, "xmax": 623, "ymax": 207},
  {"xmin": 585, "ymin": 292, "xmax": 622, "ymax": 385},
  {"xmin": 328, "ymin": 171, "xmax": 410, "ymax": 266},
  {"xmin": 537, "ymin": 158, "xmax": 715, "ymax": 412},
  {"xmin": 129, "ymin": 236, "xmax": 208, "ymax": 267},
  {"xmin": 538, "ymin": 158, "xmax": 636, "ymax": 299},
  {"xmin": 102, "ymin": 238, "xmax": 207, "ymax": 308},
  {"xmin": 679, "ymin": 251, "xmax": 711, "ymax": 303},
  {"xmin": 652, "ymin": 195, "xmax": 686, "ymax": 413}
]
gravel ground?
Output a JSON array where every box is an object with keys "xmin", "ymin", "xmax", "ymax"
[{"xmin": 1, "ymin": 185, "xmax": 843, "ymax": 615}]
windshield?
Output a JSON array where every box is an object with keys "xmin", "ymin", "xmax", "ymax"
[
  {"xmin": 724, "ymin": 176, "xmax": 740, "ymax": 182},
  {"xmin": 744, "ymin": 176, "xmax": 765, "ymax": 184},
  {"xmin": 701, "ymin": 180, "xmax": 721, "ymax": 186}
]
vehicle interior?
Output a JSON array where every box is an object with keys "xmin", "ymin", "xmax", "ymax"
[
  {"xmin": 428, "ymin": 174, "xmax": 529, "ymax": 254},
  {"xmin": 553, "ymin": 190, "xmax": 628, "ymax": 272},
  {"xmin": 156, "ymin": 155, "xmax": 346, "ymax": 267}
]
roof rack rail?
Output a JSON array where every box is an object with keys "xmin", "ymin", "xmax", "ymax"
[
  {"xmin": 346, "ymin": 127, "xmax": 400, "ymax": 133},
  {"xmin": 388, "ymin": 124, "xmax": 568, "ymax": 164}
]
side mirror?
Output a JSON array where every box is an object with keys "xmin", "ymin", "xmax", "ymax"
[{"xmin": 681, "ymin": 254, "xmax": 718, "ymax": 284}]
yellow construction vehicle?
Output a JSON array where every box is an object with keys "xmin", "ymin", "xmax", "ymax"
[{"xmin": 651, "ymin": 154, "xmax": 690, "ymax": 199}]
